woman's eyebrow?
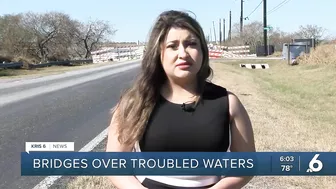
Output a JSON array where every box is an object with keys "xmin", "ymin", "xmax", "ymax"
[
  {"xmin": 166, "ymin": 40, "xmax": 179, "ymax": 44},
  {"xmin": 166, "ymin": 37, "xmax": 198, "ymax": 44},
  {"xmin": 185, "ymin": 35, "xmax": 197, "ymax": 40}
]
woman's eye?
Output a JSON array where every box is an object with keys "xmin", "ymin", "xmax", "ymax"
[
  {"xmin": 187, "ymin": 41, "xmax": 198, "ymax": 46},
  {"xmin": 167, "ymin": 44, "xmax": 177, "ymax": 49},
  {"xmin": 190, "ymin": 42, "xmax": 197, "ymax": 45}
]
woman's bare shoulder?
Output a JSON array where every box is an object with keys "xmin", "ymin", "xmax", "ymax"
[{"xmin": 226, "ymin": 90, "xmax": 244, "ymax": 118}]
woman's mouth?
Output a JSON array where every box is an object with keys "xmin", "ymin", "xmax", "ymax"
[{"xmin": 176, "ymin": 62, "xmax": 192, "ymax": 69}]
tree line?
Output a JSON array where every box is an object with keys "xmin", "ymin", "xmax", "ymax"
[
  {"xmin": 210, "ymin": 21, "xmax": 332, "ymax": 53},
  {"xmin": 0, "ymin": 11, "xmax": 116, "ymax": 63},
  {"xmin": 1, "ymin": 11, "xmax": 332, "ymax": 63}
]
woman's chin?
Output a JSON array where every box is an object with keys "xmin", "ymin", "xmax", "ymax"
[{"xmin": 173, "ymin": 71, "xmax": 197, "ymax": 79}]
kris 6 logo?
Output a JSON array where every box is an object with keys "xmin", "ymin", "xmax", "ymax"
[{"xmin": 306, "ymin": 154, "xmax": 323, "ymax": 173}]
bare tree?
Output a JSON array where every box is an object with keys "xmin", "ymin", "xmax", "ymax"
[
  {"xmin": 269, "ymin": 28, "xmax": 295, "ymax": 51},
  {"xmin": 224, "ymin": 21, "xmax": 327, "ymax": 53},
  {"xmin": 0, "ymin": 11, "xmax": 116, "ymax": 62},
  {"xmin": 46, "ymin": 15, "xmax": 80, "ymax": 60},
  {"xmin": 0, "ymin": 14, "xmax": 35, "ymax": 60},
  {"xmin": 73, "ymin": 20, "xmax": 117, "ymax": 58},
  {"xmin": 227, "ymin": 21, "xmax": 264, "ymax": 53},
  {"xmin": 0, "ymin": 12, "xmax": 116, "ymax": 62},
  {"xmin": 296, "ymin": 24, "xmax": 325, "ymax": 41},
  {"xmin": 22, "ymin": 12, "xmax": 75, "ymax": 62}
]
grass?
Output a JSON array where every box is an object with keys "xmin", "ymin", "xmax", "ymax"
[
  {"xmin": 211, "ymin": 59, "xmax": 336, "ymax": 188},
  {"xmin": 64, "ymin": 58, "xmax": 335, "ymax": 189},
  {"xmin": 255, "ymin": 62, "xmax": 336, "ymax": 130},
  {"xmin": 66, "ymin": 175, "xmax": 113, "ymax": 189}
]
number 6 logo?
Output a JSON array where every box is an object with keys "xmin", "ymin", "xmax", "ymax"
[{"xmin": 307, "ymin": 154, "xmax": 323, "ymax": 172}]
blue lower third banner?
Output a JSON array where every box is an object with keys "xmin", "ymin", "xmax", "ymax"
[{"xmin": 21, "ymin": 152, "xmax": 336, "ymax": 176}]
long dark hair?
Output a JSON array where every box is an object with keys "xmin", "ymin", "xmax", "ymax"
[{"xmin": 113, "ymin": 10, "xmax": 213, "ymax": 146}]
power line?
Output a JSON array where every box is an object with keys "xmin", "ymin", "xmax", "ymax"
[
  {"xmin": 267, "ymin": 0, "xmax": 291, "ymax": 15},
  {"xmin": 245, "ymin": 0, "xmax": 263, "ymax": 20},
  {"xmin": 268, "ymin": 0, "xmax": 289, "ymax": 13}
]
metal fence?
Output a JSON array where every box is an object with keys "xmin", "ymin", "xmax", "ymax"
[{"xmin": 0, "ymin": 62, "xmax": 23, "ymax": 69}]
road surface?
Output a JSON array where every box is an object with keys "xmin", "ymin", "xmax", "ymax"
[{"xmin": 0, "ymin": 61, "xmax": 140, "ymax": 189}]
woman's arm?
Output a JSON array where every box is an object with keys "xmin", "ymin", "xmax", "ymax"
[
  {"xmin": 105, "ymin": 107, "xmax": 148, "ymax": 189},
  {"xmin": 210, "ymin": 92, "xmax": 256, "ymax": 189}
]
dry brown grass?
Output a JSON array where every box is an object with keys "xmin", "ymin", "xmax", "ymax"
[
  {"xmin": 211, "ymin": 60, "xmax": 336, "ymax": 189},
  {"xmin": 297, "ymin": 44, "xmax": 336, "ymax": 65},
  {"xmin": 67, "ymin": 176, "xmax": 115, "ymax": 189},
  {"xmin": 65, "ymin": 59, "xmax": 336, "ymax": 189}
]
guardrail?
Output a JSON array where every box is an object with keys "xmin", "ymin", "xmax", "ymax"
[
  {"xmin": 0, "ymin": 59, "xmax": 93, "ymax": 69},
  {"xmin": 0, "ymin": 62, "xmax": 23, "ymax": 69},
  {"xmin": 208, "ymin": 44, "xmax": 251, "ymax": 54}
]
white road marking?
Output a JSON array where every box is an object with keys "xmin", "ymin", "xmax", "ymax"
[
  {"xmin": 32, "ymin": 128, "xmax": 109, "ymax": 189},
  {"xmin": 29, "ymin": 62, "xmax": 138, "ymax": 188}
]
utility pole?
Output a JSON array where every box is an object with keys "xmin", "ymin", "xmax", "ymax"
[
  {"xmin": 229, "ymin": 11, "xmax": 232, "ymax": 40},
  {"xmin": 213, "ymin": 21, "xmax": 217, "ymax": 44},
  {"xmin": 240, "ymin": 0, "xmax": 244, "ymax": 34},
  {"xmin": 263, "ymin": 0, "xmax": 268, "ymax": 56},
  {"xmin": 223, "ymin": 19, "xmax": 226, "ymax": 43},
  {"xmin": 219, "ymin": 19, "xmax": 222, "ymax": 45}
]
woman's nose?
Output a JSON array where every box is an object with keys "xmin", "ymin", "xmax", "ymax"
[{"xmin": 177, "ymin": 45, "xmax": 188, "ymax": 58}]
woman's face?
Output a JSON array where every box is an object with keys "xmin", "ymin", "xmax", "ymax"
[{"xmin": 160, "ymin": 27, "xmax": 203, "ymax": 83}]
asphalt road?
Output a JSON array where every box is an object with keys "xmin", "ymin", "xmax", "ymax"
[
  {"xmin": 0, "ymin": 63, "xmax": 125, "ymax": 95},
  {"xmin": 0, "ymin": 63, "xmax": 140, "ymax": 189}
]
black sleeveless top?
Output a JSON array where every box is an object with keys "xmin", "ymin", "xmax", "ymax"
[{"xmin": 139, "ymin": 82, "xmax": 231, "ymax": 152}]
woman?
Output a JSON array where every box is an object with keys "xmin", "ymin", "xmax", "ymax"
[{"xmin": 106, "ymin": 10, "xmax": 255, "ymax": 189}]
